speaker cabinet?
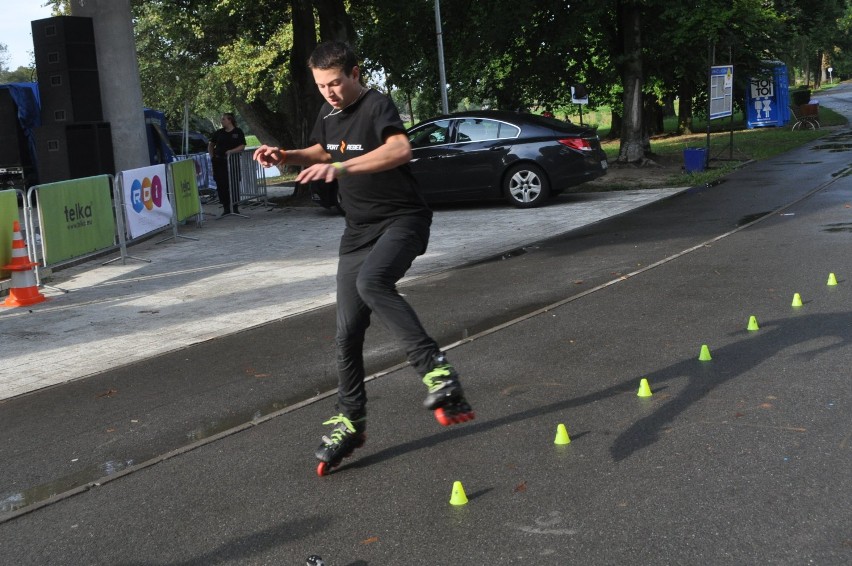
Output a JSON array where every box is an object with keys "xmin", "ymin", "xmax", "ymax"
[
  {"xmin": 35, "ymin": 122, "xmax": 113, "ymax": 183},
  {"xmin": 67, "ymin": 122, "xmax": 114, "ymax": 179},
  {"xmin": 32, "ymin": 16, "xmax": 112, "ymax": 183},
  {"xmin": 32, "ymin": 16, "xmax": 103, "ymax": 125}
]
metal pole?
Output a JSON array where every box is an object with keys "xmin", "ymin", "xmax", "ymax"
[
  {"xmin": 728, "ymin": 46, "xmax": 733, "ymax": 160},
  {"xmin": 183, "ymin": 101, "xmax": 190, "ymax": 156},
  {"xmin": 705, "ymin": 41, "xmax": 714, "ymax": 169},
  {"xmin": 435, "ymin": 0, "xmax": 449, "ymax": 114}
]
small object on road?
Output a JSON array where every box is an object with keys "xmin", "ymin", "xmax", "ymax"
[
  {"xmin": 554, "ymin": 423, "xmax": 571, "ymax": 445},
  {"xmin": 747, "ymin": 316, "xmax": 760, "ymax": 331},
  {"xmin": 791, "ymin": 293, "xmax": 803, "ymax": 307},
  {"xmin": 637, "ymin": 378, "xmax": 653, "ymax": 398},
  {"xmin": 306, "ymin": 556, "xmax": 325, "ymax": 566},
  {"xmin": 698, "ymin": 344, "xmax": 713, "ymax": 361},
  {"xmin": 450, "ymin": 480, "xmax": 469, "ymax": 506},
  {"xmin": 827, "ymin": 272, "xmax": 838, "ymax": 286},
  {"xmin": 2, "ymin": 220, "xmax": 46, "ymax": 308}
]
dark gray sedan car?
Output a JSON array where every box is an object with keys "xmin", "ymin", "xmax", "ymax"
[
  {"xmin": 311, "ymin": 110, "xmax": 608, "ymax": 210},
  {"xmin": 407, "ymin": 110, "xmax": 608, "ymax": 208}
]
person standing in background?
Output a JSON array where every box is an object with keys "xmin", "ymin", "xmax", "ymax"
[{"xmin": 208, "ymin": 113, "xmax": 246, "ymax": 216}]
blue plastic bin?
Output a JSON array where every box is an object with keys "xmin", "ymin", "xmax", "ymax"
[{"xmin": 683, "ymin": 147, "xmax": 706, "ymax": 173}]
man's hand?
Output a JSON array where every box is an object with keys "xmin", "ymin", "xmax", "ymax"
[
  {"xmin": 253, "ymin": 145, "xmax": 285, "ymax": 168},
  {"xmin": 295, "ymin": 162, "xmax": 344, "ymax": 184}
]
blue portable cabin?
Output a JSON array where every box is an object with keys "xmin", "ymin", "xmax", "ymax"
[{"xmin": 745, "ymin": 62, "xmax": 791, "ymax": 129}]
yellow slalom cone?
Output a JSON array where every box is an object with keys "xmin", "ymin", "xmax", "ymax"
[
  {"xmin": 554, "ymin": 424, "xmax": 571, "ymax": 445},
  {"xmin": 747, "ymin": 315, "xmax": 760, "ymax": 331},
  {"xmin": 698, "ymin": 344, "xmax": 712, "ymax": 361},
  {"xmin": 449, "ymin": 481, "xmax": 468, "ymax": 506},
  {"xmin": 637, "ymin": 378, "xmax": 652, "ymax": 397},
  {"xmin": 827, "ymin": 273, "xmax": 838, "ymax": 286},
  {"xmin": 791, "ymin": 293, "xmax": 803, "ymax": 307}
]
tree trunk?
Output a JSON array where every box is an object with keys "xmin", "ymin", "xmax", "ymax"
[
  {"xmin": 617, "ymin": 1, "xmax": 644, "ymax": 163},
  {"xmin": 227, "ymin": 83, "xmax": 284, "ymax": 148},
  {"xmin": 290, "ymin": 0, "xmax": 321, "ymax": 150},
  {"xmin": 813, "ymin": 52, "xmax": 823, "ymax": 89},
  {"xmin": 641, "ymin": 95, "xmax": 663, "ymax": 154},
  {"xmin": 607, "ymin": 110, "xmax": 622, "ymax": 140},
  {"xmin": 677, "ymin": 81, "xmax": 694, "ymax": 134},
  {"xmin": 287, "ymin": 0, "xmax": 354, "ymax": 197}
]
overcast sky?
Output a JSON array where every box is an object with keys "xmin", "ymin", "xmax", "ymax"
[{"xmin": 1, "ymin": 0, "xmax": 55, "ymax": 69}]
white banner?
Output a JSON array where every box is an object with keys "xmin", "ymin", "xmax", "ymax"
[{"xmin": 120, "ymin": 164, "xmax": 172, "ymax": 239}]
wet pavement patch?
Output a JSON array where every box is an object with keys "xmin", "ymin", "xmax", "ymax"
[
  {"xmin": 812, "ymin": 143, "xmax": 852, "ymax": 152},
  {"xmin": 737, "ymin": 211, "xmax": 774, "ymax": 226},
  {"xmin": 0, "ymin": 458, "xmax": 138, "ymax": 514},
  {"xmin": 822, "ymin": 222, "xmax": 852, "ymax": 233},
  {"xmin": 811, "ymin": 131, "xmax": 852, "ymax": 152}
]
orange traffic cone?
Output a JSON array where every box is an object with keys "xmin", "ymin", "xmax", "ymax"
[{"xmin": 3, "ymin": 220, "xmax": 45, "ymax": 307}]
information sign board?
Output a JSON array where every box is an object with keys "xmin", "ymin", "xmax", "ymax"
[{"xmin": 709, "ymin": 65, "xmax": 734, "ymax": 120}]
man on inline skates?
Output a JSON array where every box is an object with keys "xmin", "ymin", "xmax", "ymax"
[{"xmin": 253, "ymin": 41, "xmax": 474, "ymax": 476}]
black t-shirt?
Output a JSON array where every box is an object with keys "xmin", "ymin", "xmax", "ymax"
[
  {"xmin": 210, "ymin": 127, "xmax": 247, "ymax": 160},
  {"xmin": 310, "ymin": 89, "xmax": 432, "ymax": 254}
]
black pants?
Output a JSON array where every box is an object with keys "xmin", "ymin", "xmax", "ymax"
[
  {"xmin": 335, "ymin": 221, "xmax": 438, "ymax": 418},
  {"xmin": 212, "ymin": 158, "xmax": 236, "ymax": 213}
]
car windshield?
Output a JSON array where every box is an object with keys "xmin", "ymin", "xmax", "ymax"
[
  {"xmin": 409, "ymin": 120, "xmax": 452, "ymax": 148},
  {"xmin": 456, "ymin": 118, "xmax": 519, "ymax": 142}
]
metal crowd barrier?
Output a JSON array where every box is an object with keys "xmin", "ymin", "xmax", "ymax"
[
  {"xmin": 227, "ymin": 148, "xmax": 268, "ymax": 211},
  {"xmin": 176, "ymin": 152, "xmax": 216, "ymax": 201}
]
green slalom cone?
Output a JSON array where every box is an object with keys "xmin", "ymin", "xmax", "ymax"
[
  {"xmin": 827, "ymin": 273, "xmax": 838, "ymax": 286},
  {"xmin": 699, "ymin": 344, "xmax": 712, "ymax": 361},
  {"xmin": 554, "ymin": 423, "xmax": 571, "ymax": 445},
  {"xmin": 449, "ymin": 481, "xmax": 468, "ymax": 506},
  {"xmin": 747, "ymin": 315, "xmax": 760, "ymax": 331},
  {"xmin": 637, "ymin": 378, "xmax": 653, "ymax": 397},
  {"xmin": 792, "ymin": 293, "xmax": 803, "ymax": 307}
]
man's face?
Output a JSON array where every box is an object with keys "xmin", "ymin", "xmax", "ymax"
[{"xmin": 312, "ymin": 66, "xmax": 362, "ymax": 109}]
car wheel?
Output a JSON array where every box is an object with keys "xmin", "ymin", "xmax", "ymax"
[{"xmin": 503, "ymin": 163, "xmax": 550, "ymax": 208}]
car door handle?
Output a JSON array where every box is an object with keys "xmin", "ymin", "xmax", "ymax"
[{"xmin": 489, "ymin": 146, "xmax": 505, "ymax": 151}]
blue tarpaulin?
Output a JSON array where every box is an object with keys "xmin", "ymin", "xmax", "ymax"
[{"xmin": 0, "ymin": 82, "xmax": 41, "ymax": 170}]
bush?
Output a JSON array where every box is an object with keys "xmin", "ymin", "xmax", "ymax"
[{"xmin": 791, "ymin": 88, "xmax": 811, "ymax": 106}]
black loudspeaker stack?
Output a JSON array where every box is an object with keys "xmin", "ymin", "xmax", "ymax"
[{"xmin": 32, "ymin": 16, "xmax": 114, "ymax": 184}]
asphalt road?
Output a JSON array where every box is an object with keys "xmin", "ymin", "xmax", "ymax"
[{"xmin": 2, "ymin": 86, "xmax": 852, "ymax": 564}]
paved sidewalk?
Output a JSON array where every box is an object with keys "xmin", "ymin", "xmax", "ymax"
[{"xmin": 0, "ymin": 188, "xmax": 684, "ymax": 400}]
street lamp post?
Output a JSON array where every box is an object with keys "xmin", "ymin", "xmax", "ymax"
[{"xmin": 434, "ymin": 0, "xmax": 449, "ymax": 115}]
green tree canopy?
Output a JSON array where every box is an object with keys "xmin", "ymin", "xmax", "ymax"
[{"xmin": 41, "ymin": 0, "xmax": 852, "ymax": 162}]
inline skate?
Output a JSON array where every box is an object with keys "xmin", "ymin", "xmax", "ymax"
[{"xmin": 315, "ymin": 414, "xmax": 366, "ymax": 476}]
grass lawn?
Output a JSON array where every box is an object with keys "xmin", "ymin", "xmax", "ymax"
[{"xmin": 600, "ymin": 104, "xmax": 847, "ymax": 187}]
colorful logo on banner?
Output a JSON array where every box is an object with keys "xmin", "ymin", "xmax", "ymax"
[
  {"xmin": 130, "ymin": 175, "xmax": 165, "ymax": 213},
  {"xmin": 120, "ymin": 164, "xmax": 173, "ymax": 239}
]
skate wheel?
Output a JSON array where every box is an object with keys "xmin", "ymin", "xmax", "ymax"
[
  {"xmin": 435, "ymin": 407, "xmax": 476, "ymax": 426},
  {"xmin": 434, "ymin": 407, "xmax": 451, "ymax": 426},
  {"xmin": 317, "ymin": 461, "xmax": 330, "ymax": 476}
]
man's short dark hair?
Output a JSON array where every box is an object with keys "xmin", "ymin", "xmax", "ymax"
[{"xmin": 308, "ymin": 41, "xmax": 358, "ymax": 75}]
